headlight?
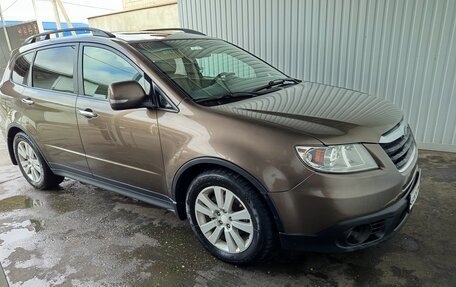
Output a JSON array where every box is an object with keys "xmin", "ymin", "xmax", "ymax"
[{"xmin": 296, "ymin": 144, "xmax": 378, "ymax": 173}]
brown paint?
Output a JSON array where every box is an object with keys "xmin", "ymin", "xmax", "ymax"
[{"xmin": 0, "ymin": 31, "xmax": 419, "ymax": 237}]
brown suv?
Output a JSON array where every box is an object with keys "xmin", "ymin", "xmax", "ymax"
[{"xmin": 0, "ymin": 27, "xmax": 420, "ymax": 264}]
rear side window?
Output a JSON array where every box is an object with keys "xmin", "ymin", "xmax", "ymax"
[
  {"xmin": 12, "ymin": 53, "xmax": 34, "ymax": 85},
  {"xmin": 82, "ymin": 46, "xmax": 144, "ymax": 99},
  {"xmin": 32, "ymin": 46, "xmax": 75, "ymax": 93}
]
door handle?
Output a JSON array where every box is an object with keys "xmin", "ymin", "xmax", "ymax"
[
  {"xmin": 21, "ymin": 98, "xmax": 34, "ymax": 105},
  {"xmin": 78, "ymin": 108, "xmax": 98, "ymax": 118}
]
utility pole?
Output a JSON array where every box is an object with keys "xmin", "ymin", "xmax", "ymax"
[
  {"xmin": 0, "ymin": 0, "xmax": 12, "ymax": 51},
  {"xmin": 51, "ymin": 0, "xmax": 75, "ymax": 37},
  {"xmin": 56, "ymin": 0, "xmax": 75, "ymax": 36},
  {"xmin": 51, "ymin": 0, "xmax": 62, "ymax": 37},
  {"xmin": 31, "ymin": 0, "xmax": 43, "ymax": 32}
]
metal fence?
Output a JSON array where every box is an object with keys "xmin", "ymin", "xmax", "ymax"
[{"xmin": 179, "ymin": 0, "xmax": 456, "ymax": 152}]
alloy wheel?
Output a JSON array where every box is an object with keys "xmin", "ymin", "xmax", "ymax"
[
  {"xmin": 194, "ymin": 186, "xmax": 254, "ymax": 253},
  {"xmin": 17, "ymin": 141, "xmax": 43, "ymax": 183}
]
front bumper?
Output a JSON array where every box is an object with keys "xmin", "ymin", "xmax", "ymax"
[{"xmin": 279, "ymin": 168, "xmax": 421, "ymax": 252}]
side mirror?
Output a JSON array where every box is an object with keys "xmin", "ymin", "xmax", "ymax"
[{"xmin": 108, "ymin": 81, "xmax": 147, "ymax": 110}]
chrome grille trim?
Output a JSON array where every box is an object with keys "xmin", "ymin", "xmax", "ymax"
[
  {"xmin": 379, "ymin": 118, "xmax": 407, "ymax": 143},
  {"xmin": 397, "ymin": 145, "xmax": 417, "ymax": 173},
  {"xmin": 379, "ymin": 121, "xmax": 417, "ymax": 172}
]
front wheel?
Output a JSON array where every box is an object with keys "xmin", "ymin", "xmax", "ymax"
[
  {"xmin": 13, "ymin": 132, "xmax": 64, "ymax": 190},
  {"xmin": 186, "ymin": 169, "xmax": 277, "ymax": 265}
]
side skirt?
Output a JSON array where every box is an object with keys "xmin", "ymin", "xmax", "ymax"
[{"xmin": 50, "ymin": 163, "xmax": 177, "ymax": 213}]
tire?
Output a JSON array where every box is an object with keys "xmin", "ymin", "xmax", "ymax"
[
  {"xmin": 13, "ymin": 132, "xmax": 64, "ymax": 190},
  {"xmin": 186, "ymin": 169, "xmax": 277, "ymax": 265}
]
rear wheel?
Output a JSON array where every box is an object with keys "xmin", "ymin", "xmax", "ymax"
[
  {"xmin": 186, "ymin": 169, "xmax": 276, "ymax": 264},
  {"xmin": 13, "ymin": 132, "xmax": 64, "ymax": 189}
]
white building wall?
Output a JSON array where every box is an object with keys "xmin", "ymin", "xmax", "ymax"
[
  {"xmin": 178, "ymin": 0, "xmax": 456, "ymax": 152},
  {"xmin": 89, "ymin": 1, "xmax": 178, "ymax": 32}
]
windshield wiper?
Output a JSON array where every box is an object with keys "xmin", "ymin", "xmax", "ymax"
[
  {"xmin": 194, "ymin": 78, "xmax": 301, "ymax": 105},
  {"xmin": 194, "ymin": 92, "xmax": 260, "ymax": 104},
  {"xmin": 253, "ymin": 78, "xmax": 302, "ymax": 92}
]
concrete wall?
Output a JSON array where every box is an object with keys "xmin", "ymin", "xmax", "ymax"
[
  {"xmin": 88, "ymin": 1, "xmax": 178, "ymax": 32},
  {"xmin": 123, "ymin": 0, "xmax": 172, "ymax": 10},
  {"xmin": 0, "ymin": 21, "xmax": 39, "ymax": 78},
  {"xmin": 179, "ymin": 0, "xmax": 456, "ymax": 152},
  {"xmin": 0, "ymin": 32, "xmax": 9, "ymax": 78}
]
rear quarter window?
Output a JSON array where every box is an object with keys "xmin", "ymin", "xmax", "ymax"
[{"xmin": 11, "ymin": 53, "xmax": 34, "ymax": 85}]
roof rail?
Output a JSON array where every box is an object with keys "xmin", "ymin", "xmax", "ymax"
[
  {"xmin": 142, "ymin": 28, "xmax": 206, "ymax": 36},
  {"xmin": 23, "ymin": 27, "xmax": 115, "ymax": 45}
]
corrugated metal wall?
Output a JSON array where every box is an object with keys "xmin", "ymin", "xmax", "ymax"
[{"xmin": 178, "ymin": 0, "xmax": 456, "ymax": 152}]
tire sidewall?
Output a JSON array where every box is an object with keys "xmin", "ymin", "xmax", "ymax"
[
  {"xmin": 186, "ymin": 172, "xmax": 266, "ymax": 264},
  {"xmin": 13, "ymin": 133, "xmax": 47, "ymax": 189}
]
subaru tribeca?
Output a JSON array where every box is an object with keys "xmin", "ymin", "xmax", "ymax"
[{"xmin": 0, "ymin": 27, "xmax": 420, "ymax": 264}]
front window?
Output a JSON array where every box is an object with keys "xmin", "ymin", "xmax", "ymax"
[
  {"xmin": 82, "ymin": 46, "xmax": 145, "ymax": 100},
  {"xmin": 133, "ymin": 39, "xmax": 291, "ymax": 106}
]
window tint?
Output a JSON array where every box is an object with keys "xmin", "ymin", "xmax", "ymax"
[
  {"xmin": 83, "ymin": 46, "xmax": 144, "ymax": 99},
  {"xmin": 134, "ymin": 40, "xmax": 285, "ymax": 105},
  {"xmin": 32, "ymin": 46, "xmax": 75, "ymax": 93},
  {"xmin": 12, "ymin": 53, "xmax": 34, "ymax": 85},
  {"xmin": 196, "ymin": 53, "xmax": 255, "ymax": 78}
]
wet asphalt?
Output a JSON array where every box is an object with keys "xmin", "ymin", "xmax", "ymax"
[{"xmin": 0, "ymin": 135, "xmax": 455, "ymax": 287}]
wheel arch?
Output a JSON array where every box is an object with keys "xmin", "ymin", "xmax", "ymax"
[
  {"xmin": 6, "ymin": 125, "xmax": 24, "ymax": 165},
  {"xmin": 6, "ymin": 124, "xmax": 47, "ymax": 166},
  {"xmin": 172, "ymin": 157, "xmax": 284, "ymax": 232}
]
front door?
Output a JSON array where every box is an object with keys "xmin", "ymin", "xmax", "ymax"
[{"xmin": 75, "ymin": 44, "xmax": 165, "ymax": 193}]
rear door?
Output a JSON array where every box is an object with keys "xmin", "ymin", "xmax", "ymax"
[
  {"xmin": 18, "ymin": 44, "xmax": 89, "ymax": 173},
  {"xmin": 75, "ymin": 43, "xmax": 165, "ymax": 193}
]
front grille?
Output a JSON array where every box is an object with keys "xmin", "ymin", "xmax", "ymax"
[{"xmin": 380, "ymin": 125, "xmax": 415, "ymax": 170}]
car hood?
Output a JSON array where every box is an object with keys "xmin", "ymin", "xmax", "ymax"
[{"xmin": 213, "ymin": 82, "xmax": 403, "ymax": 144}]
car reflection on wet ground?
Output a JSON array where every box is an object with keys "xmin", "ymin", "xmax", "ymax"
[{"xmin": 0, "ymin": 135, "xmax": 455, "ymax": 286}]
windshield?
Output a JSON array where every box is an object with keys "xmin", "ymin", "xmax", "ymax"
[{"xmin": 133, "ymin": 39, "xmax": 292, "ymax": 105}]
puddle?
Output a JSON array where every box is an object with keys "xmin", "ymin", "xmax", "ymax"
[
  {"xmin": 131, "ymin": 224, "xmax": 219, "ymax": 286},
  {"xmin": 0, "ymin": 220, "xmax": 36, "ymax": 266},
  {"xmin": 30, "ymin": 219, "xmax": 45, "ymax": 232},
  {"xmin": 109, "ymin": 206, "xmax": 218, "ymax": 286},
  {"xmin": 0, "ymin": 196, "xmax": 36, "ymax": 212}
]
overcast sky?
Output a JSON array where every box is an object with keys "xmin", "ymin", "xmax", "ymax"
[{"xmin": 0, "ymin": 0, "xmax": 123, "ymax": 23}]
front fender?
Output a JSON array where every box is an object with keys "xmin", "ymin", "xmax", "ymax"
[{"xmin": 158, "ymin": 103, "xmax": 318, "ymax": 195}]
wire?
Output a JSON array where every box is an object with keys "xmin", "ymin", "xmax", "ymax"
[
  {"xmin": 36, "ymin": 0, "xmax": 119, "ymax": 12},
  {"xmin": 1, "ymin": 0, "xmax": 20, "ymax": 13},
  {"xmin": 61, "ymin": 1, "xmax": 119, "ymax": 11}
]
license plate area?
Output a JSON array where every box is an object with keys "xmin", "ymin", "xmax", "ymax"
[{"xmin": 408, "ymin": 170, "xmax": 421, "ymax": 211}]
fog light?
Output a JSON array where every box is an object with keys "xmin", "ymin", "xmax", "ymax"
[{"xmin": 346, "ymin": 224, "xmax": 371, "ymax": 245}]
